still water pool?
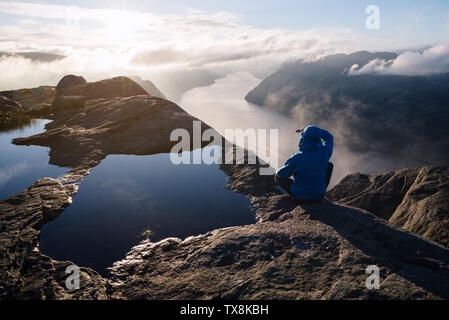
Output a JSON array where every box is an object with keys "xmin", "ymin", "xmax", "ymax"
[
  {"xmin": 0, "ymin": 120, "xmax": 67, "ymax": 200},
  {"xmin": 40, "ymin": 147, "xmax": 254, "ymax": 275}
]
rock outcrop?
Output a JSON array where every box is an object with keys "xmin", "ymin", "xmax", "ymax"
[
  {"xmin": 0, "ymin": 178, "xmax": 108, "ymax": 299},
  {"xmin": 56, "ymin": 76, "xmax": 148, "ymax": 101},
  {"xmin": 51, "ymin": 95, "xmax": 86, "ymax": 111},
  {"xmin": 0, "ymin": 86, "xmax": 56, "ymax": 110},
  {"xmin": 56, "ymin": 75, "xmax": 87, "ymax": 92},
  {"xmin": 327, "ymin": 167, "xmax": 449, "ymax": 248},
  {"xmin": 0, "ymin": 96, "xmax": 23, "ymax": 111},
  {"xmin": 14, "ymin": 96, "xmax": 210, "ymax": 172}
]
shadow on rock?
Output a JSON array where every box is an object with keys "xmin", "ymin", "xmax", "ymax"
[{"xmin": 301, "ymin": 200, "xmax": 449, "ymax": 299}]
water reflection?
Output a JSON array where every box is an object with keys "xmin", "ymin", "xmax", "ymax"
[
  {"xmin": 0, "ymin": 120, "xmax": 67, "ymax": 200},
  {"xmin": 40, "ymin": 147, "xmax": 253, "ymax": 275}
]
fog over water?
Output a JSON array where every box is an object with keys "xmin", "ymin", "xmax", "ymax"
[{"xmin": 178, "ymin": 72, "xmax": 416, "ymax": 186}]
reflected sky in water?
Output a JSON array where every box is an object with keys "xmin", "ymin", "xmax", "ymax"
[
  {"xmin": 40, "ymin": 147, "xmax": 254, "ymax": 275},
  {"xmin": 0, "ymin": 120, "xmax": 67, "ymax": 200}
]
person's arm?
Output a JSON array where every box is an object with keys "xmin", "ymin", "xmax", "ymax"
[
  {"xmin": 275, "ymin": 155, "xmax": 296, "ymax": 178},
  {"xmin": 320, "ymin": 128, "xmax": 334, "ymax": 158}
]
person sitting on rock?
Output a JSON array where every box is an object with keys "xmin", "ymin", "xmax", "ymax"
[{"xmin": 275, "ymin": 125, "xmax": 334, "ymax": 202}]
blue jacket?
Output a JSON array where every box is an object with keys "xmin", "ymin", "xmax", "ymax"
[{"xmin": 275, "ymin": 126, "xmax": 333, "ymax": 200}]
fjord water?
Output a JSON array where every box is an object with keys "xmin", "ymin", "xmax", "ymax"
[
  {"xmin": 0, "ymin": 120, "xmax": 66, "ymax": 200},
  {"xmin": 40, "ymin": 146, "xmax": 254, "ymax": 275}
]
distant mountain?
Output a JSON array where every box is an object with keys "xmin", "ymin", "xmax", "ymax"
[
  {"xmin": 130, "ymin": 76, "xmax": 166, "ymax": 99},
  {"xmin": 245, "ymin": 51, "xmax": 449, "ymax": 166},
  {"xmin": 0, "ymin": 51, "xmax": 65, "ymax": 62}
]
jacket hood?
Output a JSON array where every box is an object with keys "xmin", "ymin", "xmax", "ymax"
[{"xmin": 299, "ymin": 125, "xmax": 322, "ymax": 151}]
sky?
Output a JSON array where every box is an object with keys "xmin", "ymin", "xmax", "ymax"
[
  {"xmin": 1, "ymin": 0, "xmax": 448, "ymax": 48},
  {"xmin": 0, "ymin": 0, "xmax": 448, "ymax": 94}
]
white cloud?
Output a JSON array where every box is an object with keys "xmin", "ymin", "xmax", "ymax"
[
  {"xmin": 0, "ymin": 1, "xmax": 399, "ymax": 98},
  {"xmin": 350, "ymin": 44, "xmax": 449, "ymax": 76},
  {"xmin": 0, "ymin": 161, "xmax": 29, "ymax": 189}
]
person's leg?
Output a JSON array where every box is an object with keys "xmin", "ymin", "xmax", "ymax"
[
  {"xmin": 274, "ymin": 174, "xmax": 293, "ymax": 194},
  {"xmin": 325, "ymin": 162, "xmax": 334, "ymax": 188}
]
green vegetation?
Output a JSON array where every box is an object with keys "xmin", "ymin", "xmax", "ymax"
[{"xmin": 0, "ymin": 105, "xmax": 52, "ymax": 132}]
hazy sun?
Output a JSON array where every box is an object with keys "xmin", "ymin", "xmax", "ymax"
[{"xmin": 102, "ymin": 9, "xmax": 147, "ymax": 43}]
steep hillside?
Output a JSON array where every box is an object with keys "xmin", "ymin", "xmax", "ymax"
[
  {"xmin": 130, "ymin": 76, "xmax": 166, "ymax": 99},
  {"xmin": 245, "ymin": 51, "xmax": 449, "ymax": 166}
]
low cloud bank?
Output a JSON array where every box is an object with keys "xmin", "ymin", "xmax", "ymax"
[
  {"xmin": 0, "ymin": 2, "xmax": 378, "ymax": 99},
  {"xmin": 349, "ymin": 45, "xmax": 449, "ymax": 75}
]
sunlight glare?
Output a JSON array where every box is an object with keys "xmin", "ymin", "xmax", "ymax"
[{"xmin": 101, "ymin": 9, "xmax": 148, "ymax": 44}]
